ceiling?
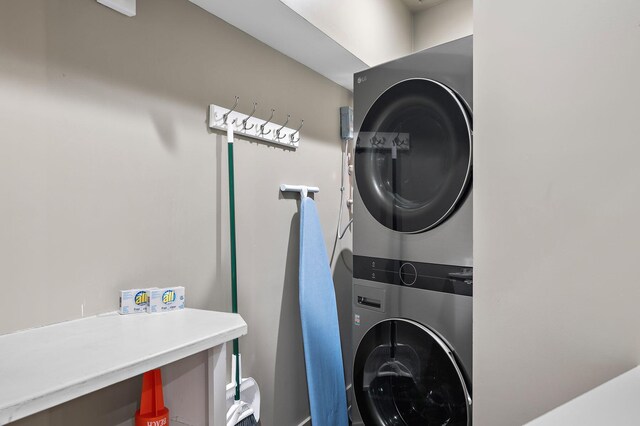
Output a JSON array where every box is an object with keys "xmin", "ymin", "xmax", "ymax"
[
  {"xmin": 188, "ymin": 0, "xmax": 448, "ymax": 90},
  {"xmin": 399, "ymin": 0, "xmax": 446, "ymax": 12},
  {"xmin": 189, "ymin": 0, "xmax": 367, "ymax": 90}
]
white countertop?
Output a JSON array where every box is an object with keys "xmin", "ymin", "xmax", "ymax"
[
  {"xmin": 526, "ymin": 366, "xmax": 640, "ymax": 425},
  {"xmin": 0, "ymin": 309, "xmax": 246, "ymax": 424}
]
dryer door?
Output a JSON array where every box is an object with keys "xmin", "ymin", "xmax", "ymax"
[
  {"xmin": 355, "ymin": 78, "xmax": 472, "ymax": 233},
  {"xmin": 354, "ymin": 318, "xmax": 471, "ymax": 426}
]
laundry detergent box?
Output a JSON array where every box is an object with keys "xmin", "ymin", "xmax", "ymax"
[
  {"xmin": 119, "ymin": 288, "xmax": 153, "ymax": 315},
  {"xmin": 148, "ymin": 286, "xmax": 185, "ymax": 313}
]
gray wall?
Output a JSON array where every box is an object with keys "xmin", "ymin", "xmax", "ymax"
[
  {"xmin": 413, "ymin": 0, "xmax": 472, "ymax": 51},
  {"xmin": 474, "ymin": 0, "xmax": 640, "ymax": 424},
  {"xmin": 0, "ymin": 0, "xmax": 352, "ymax": 425},
  {"xmin": 280, "ymin": 0, "xmax": 413, "ymax": 66}
]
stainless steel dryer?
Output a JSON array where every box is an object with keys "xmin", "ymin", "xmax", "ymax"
[{"xmin": 351, "ymin": 36, "xmax": 473, "ymax": 425}]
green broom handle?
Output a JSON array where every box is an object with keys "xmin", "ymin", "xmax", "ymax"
[{"xmin": 227, "ymin": 137, "xmax": 241, "ymax": 401}]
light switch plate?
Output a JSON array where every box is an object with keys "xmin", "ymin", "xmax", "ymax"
[{"xmin": 97, "ymin": 0, "xmax": 136, "ymax": 17}]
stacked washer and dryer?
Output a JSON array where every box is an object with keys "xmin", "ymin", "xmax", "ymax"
[{"xmin": 351, "ymin": 36, "xmax": 473, "ymax": 426}]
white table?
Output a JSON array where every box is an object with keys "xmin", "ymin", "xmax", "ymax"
[
  {"xmin": 526, "ymin": 366, "xmax": 640, "ymax": 425},
  {"xmin": 0, "ymin": 309, "xmax": 247, "ymax": 425}
]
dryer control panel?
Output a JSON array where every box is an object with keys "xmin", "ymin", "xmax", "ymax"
[{"xmin": 353, "ymin": 255, "xmax": 472, "ymax": 297}]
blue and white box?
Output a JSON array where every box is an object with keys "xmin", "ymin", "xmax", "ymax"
[
  {"xmin": 148, "ymin": 286, "xmax": 185, "ymax": 313},
  {"xmin": 119, "ymin": 288, "xmax": 151, "ymax": 315}
]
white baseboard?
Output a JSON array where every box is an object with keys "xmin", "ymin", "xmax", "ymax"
[{"xmin": 297, "ymin": 416, "xmax": 311, "ymax": 426}]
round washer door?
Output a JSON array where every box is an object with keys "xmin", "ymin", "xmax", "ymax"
[
  {"xmin": 354, "ymin": 318, "xmax": 471, "ymax": 426},
  {"xmin": 355, "ymin": 78, "xmax": 472, "ymax": 233}
]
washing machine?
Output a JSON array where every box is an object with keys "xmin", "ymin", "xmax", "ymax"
[{"xmin": 351, "ymin": 36, "xmax": 473, "ymax": 425}]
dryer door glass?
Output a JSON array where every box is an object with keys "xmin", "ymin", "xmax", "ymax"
[
  {"xmin": 355, "ymin": 78, "xmax": 472, "ymax": 233},
  {"xmin": 354, "ymin": 319, "xmax": 471, "ymax": 426}
]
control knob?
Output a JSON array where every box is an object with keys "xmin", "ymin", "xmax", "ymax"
[{"xmin": 399, "ymin": 263, "xmax": 417, "ymax": 286}]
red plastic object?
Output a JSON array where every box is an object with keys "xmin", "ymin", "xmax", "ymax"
[{"xmin": 135, "ymin": 369, "xmax": 170, "ymax": 426}]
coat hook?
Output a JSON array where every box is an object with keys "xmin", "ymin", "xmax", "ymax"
[
  {"xmin": 242, "ymin": 102, "xmax": 258, "ymax": 131},
  {"xmin": 223, "ymin": 96, "xmax": 239, "ymax": 125},
  {"xmin": 371, "ymin": 131, "xmax": 385, "ymax": 147},
  {"xmin": 393, "ymin": 131, "xmax": 408, "ymax": 147},
  {"xmin": 290, "ymin": 119, "xmax": 304, "ymax": 143},
  {"xmin": 259, "ymin": 109, "xmax": 275, "ymax": 136},
  {"xmin": 275, "ymin": 114, "xmax": 291, "ymax": 140}
]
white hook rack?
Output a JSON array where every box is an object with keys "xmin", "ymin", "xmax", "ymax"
[
  {"xmin": 280, "ymin": 184, "xmax": 319, "ymax": 199},
  {"xmin": 209, "ymin": 101, "xmax": 302, "ymax": 150}
]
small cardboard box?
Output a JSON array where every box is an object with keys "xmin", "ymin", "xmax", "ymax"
[
  {"xmin": 119, "ymin": 289, "xmax": 151, "ymax": 315},
  {"xmin": 148, "ymin": 286, "xmax": 185, "ymax": 313}
]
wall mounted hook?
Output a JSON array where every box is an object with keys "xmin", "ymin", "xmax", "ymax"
[
  {"xmin": 290, "ymin": 120, "xmax": 304, "ymax": 143},
  {"xmin": 208, "ymin": 103, "xmax": 302, "ymax": 150},
  {"xmin": 242, "ymin": 102, "xmax": 258, "ymax": 131},
  {"xmin": 223, "ymin": 96, "xmax": 239, "ymax": 125},
  {"xmin": 259, "ymin": 109, "xmax": 276, "ymax": 136},
  {"xmin": 370, "ymin": 132, "xmax": 385, "ymax": 147},
  {"xmin": 275, "ymin": 114, "xmax": 291, "ymax": 140},
  {"xmin": 393, "ymin": 131, "xmax": 406, "ymax": 147}
]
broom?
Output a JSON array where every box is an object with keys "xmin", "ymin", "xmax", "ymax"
[{"xmin": 225, "ymin": 118, "xmax": 259, "ymax": 426}]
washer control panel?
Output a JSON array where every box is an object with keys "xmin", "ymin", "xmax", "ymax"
[
  {"xmin": 399, "ymin": 262, "xmax": 418, "ymax": 286},
  {"xmin": 353, "ymin": 255, "xmax": 472, "ymax": 297}
]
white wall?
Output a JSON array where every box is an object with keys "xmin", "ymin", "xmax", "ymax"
[
  {"xmin": 280, "ymin": 0, "xmax": 413, "ymax": 66},
  {"xmin": 0, "ymin": 0, "xmax": 352, "ymax": 425},
  {"xmin": 474, "ymin": 0, "xmax": 640, "ymax": 424},
  {"xmin": 413, "ymin": 0, "xmax": 472, "ymax": 51}
]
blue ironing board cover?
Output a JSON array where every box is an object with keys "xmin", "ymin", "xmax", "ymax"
[{"xmin": 299, "ymin": 197, "xmax": 348, "ymax": 426}]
